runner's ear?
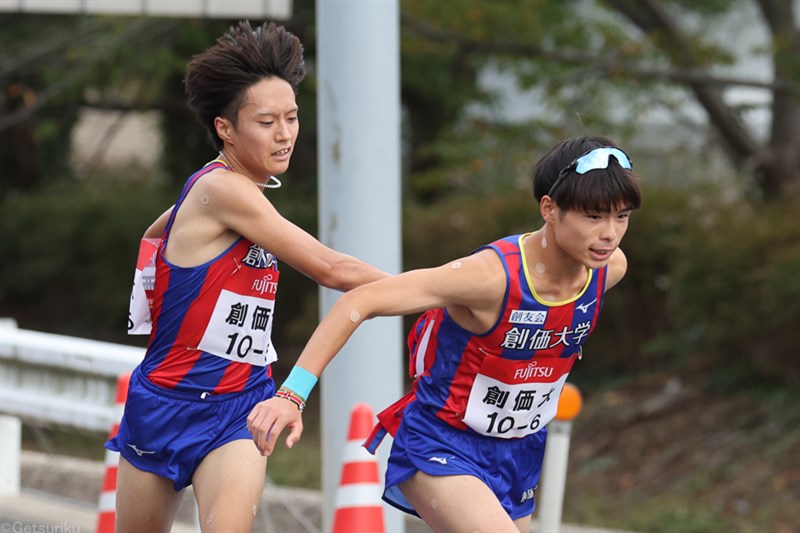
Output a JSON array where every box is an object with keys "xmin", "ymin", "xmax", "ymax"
[
  {"xmin": 214, "ymin": 116, "xmax": 234, "ymax": 144},
  {"xmin": 540, "ymin": 195, "xmax": 557, "ymax": 224}
]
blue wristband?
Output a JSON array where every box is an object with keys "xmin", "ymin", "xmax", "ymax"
[{"xmin": 281, "ymin": 366, "xmax": 318, "ymax": 401}]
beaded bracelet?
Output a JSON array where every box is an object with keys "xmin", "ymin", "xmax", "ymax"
[{"xmin": 275, "ymin": 387, "xmax": 306, "ymax": 412}]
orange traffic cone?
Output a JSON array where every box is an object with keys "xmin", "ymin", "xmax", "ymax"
[
  {"xmin": 96, "ymin": 370, "xmax": 131, "ymax": 533},
  {"xmin": 331, "ymin": 403, "xmax": 385, "ymax": 533}
]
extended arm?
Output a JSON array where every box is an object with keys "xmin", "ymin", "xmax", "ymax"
[
  {"xmin": 246, "ymin": 250, "xmax": 506, "ymax": 455},
  {"xmin": 204, "ymin": 171, "xmax": 389, "ymax": 290}
]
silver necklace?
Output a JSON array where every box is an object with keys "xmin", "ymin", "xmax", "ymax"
[{"xmin": 217, "ymin": 151, "xmax": 282, "ymax": 189}]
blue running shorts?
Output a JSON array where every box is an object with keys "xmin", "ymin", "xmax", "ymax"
[
  {"xmin": 382, "ymin": 401, "xmax": 547, "ymax": 520},
  {"xmin": 105, "ymin": 367, "xmax": 275, "ymax": 490}
]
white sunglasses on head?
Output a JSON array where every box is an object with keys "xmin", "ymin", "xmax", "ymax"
[{"xmin": 548, "ymin": 147, "xmax": 633, "ymax": 197}]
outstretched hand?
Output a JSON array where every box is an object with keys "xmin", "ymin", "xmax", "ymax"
[{"xmin": 247, "ymin": 396, "xmax": 304, "ymax": 456}]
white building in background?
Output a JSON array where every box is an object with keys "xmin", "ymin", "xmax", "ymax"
[{"xmin": 70, "ymin": 109, "xmax": 162, "ymax": 169}]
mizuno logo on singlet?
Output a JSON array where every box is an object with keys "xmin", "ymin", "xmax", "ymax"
[
  {"xmin": 127, "ymin": 444, "xmax": 156, "ymax": 456},
  {"xmin": 428, "ymin": 456, "xmax": 453, "ymax": 465},
  {"xmin": 576, "ymin": 298, "xmax": 597, "ymax": 313}
]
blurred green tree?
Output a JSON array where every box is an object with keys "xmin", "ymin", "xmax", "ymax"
[
  {"xmin": 2, "ymin": 2, "xmax": 796, "ymax": 199},
  {"xmin": 400, "ymin": 0, "xmax": 799, "ymax": 199}
]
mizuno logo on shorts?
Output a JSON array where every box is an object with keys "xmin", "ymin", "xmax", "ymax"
[{"xmin": 127, "ymin": 444, "xmax": 156, "ymax": 456}]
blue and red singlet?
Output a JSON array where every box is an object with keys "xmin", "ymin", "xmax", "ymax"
[
  {"xmin": 368, "ymin": 234, "xmax": 607, "ymax": 449},
  {"xmin": 133, "ymin": 159, "xmax": 280, "ymax": 394}
]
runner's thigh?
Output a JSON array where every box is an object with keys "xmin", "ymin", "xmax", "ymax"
[
  {"xmin": 192, "ymin": 439, "xmax": 267, "ymax": 533},
  {"xmin": 514, "ymin": 513, "xmax": 533, "ymax": 533},
  {"xmin": 115, "ymin": 456, "xmax": 184, "ymax": 533},
  {"xmin": 399, "ymin": 471, "xmax": 520, "ymax": 533}
]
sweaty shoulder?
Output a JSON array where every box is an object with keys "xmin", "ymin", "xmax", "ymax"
[{"xmin": 605, "ymin": 248, "xmax": 628, "ymax": 291}]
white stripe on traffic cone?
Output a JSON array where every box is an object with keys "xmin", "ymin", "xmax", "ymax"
[{"xmin": 331, "ymin": 403, "xmax": 385, "ymax": 533}]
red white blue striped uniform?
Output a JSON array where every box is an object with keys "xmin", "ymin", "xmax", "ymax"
[
  {"xmin": 367, "ymin": 234, "xmax": 607, "ymax": 448},
  {"xmin": 140, "ymin": 160, "xmax": 279, "ymax": 394}
]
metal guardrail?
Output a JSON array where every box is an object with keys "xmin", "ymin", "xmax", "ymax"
[{"xmin": 0, "ymin": 318, "xmax": 142, "ymax": 433}]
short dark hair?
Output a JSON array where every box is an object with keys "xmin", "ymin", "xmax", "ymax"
[
  {"xmin": 531, "ymin": 136, "xmax": 642, "ymax": 213},
  {"xmin": 184, "ymin": 21, "xmax": 306, "ymax": 150}
]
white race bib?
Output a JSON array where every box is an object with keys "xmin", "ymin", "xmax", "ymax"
[
  {"xmin": 127, "ymin": 238, "xmax": 159, "ymax": 335},
  {"xmin": 463, "ymin": 356, "xmax": 574, "ymax": 438},
  {"xmin": 196, "ymin": 289, "xmax": 277, "ymax": 367}
]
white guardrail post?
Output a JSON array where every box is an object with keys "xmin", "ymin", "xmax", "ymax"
[
  {"xmin": 0, "ymin": 414, "xmax": 21, "ymax": 495},
  {"xmin": 538, "ymin": 382, "xmax": 584, "ymax": 533},
  {"xmin": 0, "ymin": 317, "xmax": 143, "ymax": 495}
]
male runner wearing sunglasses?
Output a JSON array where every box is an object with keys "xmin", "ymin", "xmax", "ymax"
[{"xmin": 248, "ymin": 135, "xmax": 642, "ymax": 533}]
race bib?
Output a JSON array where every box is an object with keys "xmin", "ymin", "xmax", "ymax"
[
  {"xmin": 127, "ymin": 238, "xmax": 159, "ymax": 335},
  {"xmin": 127, "ymin": 237, "xmax": 279, "ymax": 366},
  {"xmin": 196, "ymin": 289, "xmax": 277, "ymax": 367},
  {"xmin": 462, "ymin": 355, "xmax": 575, "ymax": 438}
]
